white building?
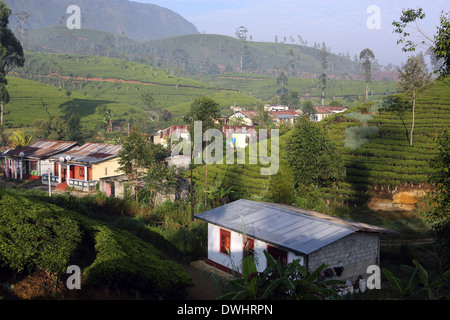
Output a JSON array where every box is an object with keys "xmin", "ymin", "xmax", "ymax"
[{"xmin": 195, "ymin": 199, "xmax": 393, "ymax": 282}]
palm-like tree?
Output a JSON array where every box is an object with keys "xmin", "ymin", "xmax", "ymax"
[{"xmin": 8, "ymin": 130, "xmax": 32, "ymax": 148}]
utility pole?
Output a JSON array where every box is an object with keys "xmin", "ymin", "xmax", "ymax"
[{"xmin": 48, "ymin": 168, "xmax": 52, "ymax": 197}]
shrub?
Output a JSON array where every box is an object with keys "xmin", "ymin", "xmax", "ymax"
[{"xmin": 0, "ymin": 193, "xmax": 82, "ymax": 274}]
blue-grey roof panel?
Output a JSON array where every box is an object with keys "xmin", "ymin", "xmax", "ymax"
[{"xmin": 195, "ymin": 199, "xmax": 358, "ymax": 255}]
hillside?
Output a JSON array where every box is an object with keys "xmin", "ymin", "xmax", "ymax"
[
  {"xmin": 0, "ymin": 188, "xmax": 193, "ymax": 299},
  {"xmin": 10, "ymin": 51, "xmax": 397, "ymax": 126},
  {"xmin": 11, "ymin": 52, "xmax": 261, "ymax": 120},
  {"xmin": 16, "ymin": 27, "xmax": 397, "ymax": 81},
  {"xmin": 147, "ymin": 34, "xmax": 363, "ymax": 77},
  {"xmin": 5, "ymin": 0, "xmax": 198, "ymax": 42},
  {"xmin": 190, "ymin": 77, "xmax": 449, "ymax": 221},
  {"xmin": 321, "ymin": 77, "xmax": 450, "ymax": 208},
  {"xmin": 3, "ymin": 76, "xmax": 144, "ymax": 130},
  {"xmin": 196, "ymin": 72, "xmax": 396, "ymax": 105}
]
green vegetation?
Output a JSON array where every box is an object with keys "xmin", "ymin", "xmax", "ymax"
[
  {"xmin": 219, "ymin": 251, "xmax": 344, "ymax": 300},
  {"xmin": 317, "ymin": 77, "xmax": 450, "ymax": 208},
  {"xmin": 4, "ymin": 76, "xmax": 144, "ymax": 130},
  {"xmin": 0, "ymin": 188, "xmax": 193, "ymax": 299}
]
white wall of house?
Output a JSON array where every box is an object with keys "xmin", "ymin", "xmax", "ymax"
[
  {"xmin": 207, "ymin": 224, "xmax": 379, "ymax": 282},
  {"xmin": 207, "ymin": 224, "xmax": 304, "ymax": 274},
  {"xmin": 40, "ymin": 160, "xmax": 55, "ymax": 176}
]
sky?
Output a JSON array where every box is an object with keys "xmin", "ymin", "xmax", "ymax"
[{"xmin": 133, "ymin": 0, "xmax": 448, "ymax": 67}]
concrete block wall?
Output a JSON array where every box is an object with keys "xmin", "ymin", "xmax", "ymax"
[{"xmin": 308, "ymin": 232, "xmax": 380, "ymax": 282}]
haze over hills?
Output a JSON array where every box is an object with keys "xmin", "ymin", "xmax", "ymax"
[{"xmin": 4, "ymin": 0, "xmax": 199, "ymax": 41}]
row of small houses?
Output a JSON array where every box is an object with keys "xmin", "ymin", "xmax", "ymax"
[
  {"xmin": 230, "ymin": 105, "xmax": 348, "ymax": 125},
  {"xmin": 1, "ymin": 140, "xmax": 123, "ymax": 195}
]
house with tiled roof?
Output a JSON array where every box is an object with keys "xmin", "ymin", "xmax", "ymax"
[
  {"xmin": 228, "ymin": 110, "xmax": 261, "ymax": 126},
  {"xmin": 269, "ymin": 110, "xmax": 300, "ymax": 125},
  {"xmin": 313, "ymin": 106, "xmax": 348, "ymax": 121}
]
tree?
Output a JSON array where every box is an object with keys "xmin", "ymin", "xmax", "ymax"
[
  {"xmin": 319, "ymin": 73, "xmax": 327, "ymax": 106},
  {"xmin": 118, "ymin": 130, "xmax": 167, "ymax": 202},
  {"xmin": 0, "ymin": 1, "xmax": 25, "ymax": 127},
  {"xmin": 359, "ymin": 48, "xmax": 375, "ymax": 101},
  {"xmin": 276, "ymin": 72, "xmax": 288, "ymax": 94},
  {"xmin": 393, "ymin": 9, "xmax": 450, "ymax": 78},
  {"xmin": 64, "ymin": 113, "xmax": 83, "ymax": 142},
  {"xmin": 140, "ymin": 92, "xmax": 159, "ymax": 120},
  {"xmin": 97, "ymin": 105, "xmax": 116, "ymax": 132},
  {"xmin": 423, "ymin": 129, "xmax": 450, "ymax": 266},
  {"xmin": 285, "ymin": 116, "xmax": 345, "ymax": 189},
  {"xmin": 8, "ymin": 129, "xmax": 32, "ymax": 148},
  {"xmin": 396, "ymin": 53, "xmax": 431, "ymax": 146},
  {"xmin": 235, "ymin": 26, "xmax": 249, "ymax": 72},
  {"xmin": 302, "ymin": 101, "xmax": 316, "ymax": 120},
  {"xmin": 255, "ymin": 101, "xmax": 271, "ymax": 128},
  {"xmin": 14, "ymin": 11, "xmax": 30, "ymax": 47},
  {"xmin": 184, "ymin": 96, "xmax": 221, "ymax": 219}
]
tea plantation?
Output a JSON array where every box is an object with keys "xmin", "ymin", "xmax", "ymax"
[
  {"xmin": 190, "ymin": 77, "xmax": 449, "ymax": 211},
  {"xmin": 0, "ymin": 188, "xmax": 193, "ymax": 299}
]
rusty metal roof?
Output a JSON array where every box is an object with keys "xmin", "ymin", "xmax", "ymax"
[
  {"xmin": 50, "ymin": 143, "xmax": 122, "ymax": 164},
  {"xmin": 195, "ymin": 199, "xmax": 391, "ymax": 255},
  {"xmin": 3, "ymin": 140, "xmax": 78, "ymax": 160}
]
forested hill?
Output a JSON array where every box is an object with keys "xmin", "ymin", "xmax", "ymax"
[{"xmin": 4, "ymin": 0, "xmax": 199, "ymax": 41}]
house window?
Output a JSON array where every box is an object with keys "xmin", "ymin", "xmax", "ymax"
[
  {"xmin": 220, "ymin": 229, "xmax": 231, "ymax": 255},
  {"xmin": 30, "ymin": 161, "xmax": 38, "ymax": 171},
  {"xmin": 79, "ymin": 167, "xmax": 85, "ymax": 178},
  {"xmin": 243, "ymin": 236, "xmax": 255, "ymax": 258},
  {"xmin": 267, "ymin": 245, "xmax": 288, "ymax": 266},
  {"xmin": 105, "ymin": 167, "xmax": 108, "ymax": 175}
]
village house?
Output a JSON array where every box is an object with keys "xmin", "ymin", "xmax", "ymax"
[
  {"xmin": 2, "ymin": 140, "xmax": 78, "ymax": 181},
  {"xmin": 313, "ymin": 106, "xmax": 348, "ymax": 122},
  {"xmin": 195, "ymin": 199, "xmax": 392, "ymax": 283},
  {"xmin": 47, "ymin": 142, "xmax": 123, "ymax": 192},
  {"xmin": 221, "ymin": 125, "xmax": 258, "ymax": 149},
  {"xmin": 264, "ymin": 105, "xmax": 289, "ymax": 112},
  {"xmin": 228, "ymin": 110, "xmax": 260, "ymax": 126},
  {"xmin": 153, "ymin": 125, "xmax": 190, "ymax": 148},
  {"xmin": 269, "ymin": 110, "xmax": 300, "ymax": 125}
]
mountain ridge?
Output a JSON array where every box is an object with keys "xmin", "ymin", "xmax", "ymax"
[{"xmin": 4, "ymin": 0, "xmax": 199, "ymax": 41}]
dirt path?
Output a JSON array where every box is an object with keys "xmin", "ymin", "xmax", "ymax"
[{"xmin": 184, "ymin": 264, "xmax": 224, "ymax": 300}]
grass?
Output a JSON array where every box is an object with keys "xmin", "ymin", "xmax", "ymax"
[
  {"xmin": 4, "ymin": 76, "xmax": 145, "ymax": 130},
  {"xmin": 13, "ymin": 52, "xmax": 262, "ymax": 118}
]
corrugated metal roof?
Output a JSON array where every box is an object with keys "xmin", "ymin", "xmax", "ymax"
[
  {"xmin": 50, "ymin": 143, "xmax": 122, "ymax": 164},
  {"xmin": 3, "ymin": 140, "xmax": 78, "ymax": 160},
  {"xmin": 195, "ymin": 199, "xmax": 388, "ymax": 255}
]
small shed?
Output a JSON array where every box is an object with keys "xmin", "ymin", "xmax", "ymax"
[{"xmin": 195, "ymin": 199, "xmax": 393, "ymax": 282}]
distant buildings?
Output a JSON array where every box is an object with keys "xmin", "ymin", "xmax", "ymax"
[
  {"xmin": 2, "ymin": 141, "xmax": 122, "ymax": 192},
  {"xmin": 313, "ymin": 106, "xmax": 348, "ymax": 122}
]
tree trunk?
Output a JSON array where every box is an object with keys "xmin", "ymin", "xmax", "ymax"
[
  {"xmin": 366, "ymin": 82, "xmax": 369, "ymax": 101},
  {"xmin": 1, "ymin": 102, "xmax": 3, "ymax": 127},
  {"xmin": 410, "ymin": 89, "xmax": 416, "ymax": 146},
  {"xmin": 190, "ymin": 145, "xmax": 194, "ymax": 222}
]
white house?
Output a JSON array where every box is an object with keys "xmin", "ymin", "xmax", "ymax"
[
  {"xmin": 228, "ymin": 110, "xmax": 260, "ymax": 126},
  {"xmin": 268, "ymin": 110, "xmax": 300, "ymax": 125},
  {"xmin": 221, "ymin": 125, "xmax": 257, "ymax": 149},
  {"xmin": 313, "ymin": 106, "xmax": 348, "ymax": 122},
  {"xmin": 195, "ymin": 199, "xmax": 393, "ymax": 282}
]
